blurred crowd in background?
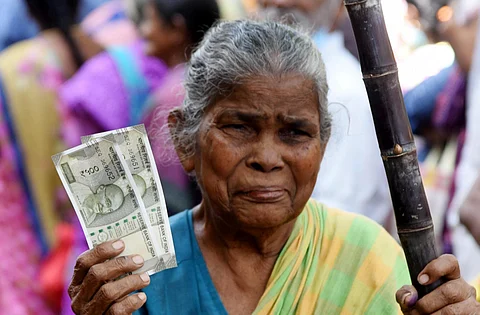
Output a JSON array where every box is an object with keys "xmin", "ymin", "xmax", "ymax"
[{"xmin": 1, "ymin": 0, "xmax": 480, "ymax": 314}]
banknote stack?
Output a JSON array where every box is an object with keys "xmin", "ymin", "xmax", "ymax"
[{"xmin": 52, "ymin": 125, "xmax": 176, "ymax": 275}]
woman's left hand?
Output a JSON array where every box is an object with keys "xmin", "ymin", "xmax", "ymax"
[{"xmin": 396, "ymin": 254, "xmax": 479, "ymax": 314}]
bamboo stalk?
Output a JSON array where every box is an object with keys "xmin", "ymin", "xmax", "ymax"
[{"xmin": 343, "ymin": 0, "xmax": 444, "ymax": 297}]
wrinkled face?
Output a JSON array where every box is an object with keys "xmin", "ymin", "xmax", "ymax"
[
  {"xmin": 191, "ymin": 75, "xmax": 325, "ymax": 229},
  {"xmin": 257, "ymin": 0, "xmax": 337, "ymax": 30}
]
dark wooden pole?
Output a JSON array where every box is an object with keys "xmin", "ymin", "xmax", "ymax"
[{"xmin": 344, "ymin": 0, "xmax": 444, "ymax": 297}]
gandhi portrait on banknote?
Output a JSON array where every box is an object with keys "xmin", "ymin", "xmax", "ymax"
[
  {"xmin": 77, "ymin": 183, "xmax": 140, "ymax": 228},
  {"xmin": 83, "ymin": 184, "xmax": 125, "ymax": 216}
]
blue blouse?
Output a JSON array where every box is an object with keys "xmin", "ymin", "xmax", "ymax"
[{"xmin": 136, "ymin": 210, "xmax": 228, "ymax": 315}]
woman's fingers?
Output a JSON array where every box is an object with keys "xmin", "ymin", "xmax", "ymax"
[
  {"xmin": 396, "ymin": 255, "xmax": 479, "ymax": 314},
  {"xmin": 431, "ymin": 297, "xmax": 480, "ymax": 315},
  {"xmin": 417, "ymin": 254, "xmax": 460, "ymax": 286},
  {"xmin": 413, "ymin": 279, "xmax": 476, "ymax": 313},
  {"xmin": 70, "ymin": 240, "xmax": 125, "ymax": 289},
  {"xmin": 396, "ymin": 285, "xmax": 419, "ymax": 313},
  {"xmin": 75, "ymin": 254, "xmax": 146, "ymax": 303},
  {"xmin": 86, "ymin": 273, "xmax": 150, "ymax": 313},
  {"xmin": 105, "ymin": 293, "xmax": 148, "ymax": 315}
]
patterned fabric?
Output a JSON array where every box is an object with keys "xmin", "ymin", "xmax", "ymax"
[
  {"xmin": 0, "ymin": 37, "xmax": 68, "ymax": 249},
  {"xmin": 0, "ymin": 37, "xmax": 64, "ymax": 314},
  {"xmin": 0, "ymin": 83, "xmax": 53, "ymax": 315},
  {"xmin": 254, "ymin": 200, "xmax": 410, "ymax": 314}
]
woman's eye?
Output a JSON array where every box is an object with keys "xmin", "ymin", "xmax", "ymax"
[
  {"xmin": 281, "ymin": 129, "xmax": 310, "ymax": 138},
  {"xmin": 224, "ymin": 124, "xmax": 247, "ymax": 131},
  {"xmin": 221, "ymin": 123, "xmax": 255, "ymax": 138}
]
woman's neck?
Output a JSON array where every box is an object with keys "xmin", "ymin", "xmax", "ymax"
[
  {"xmin": 40, "ymin": 27, "xmax": 104, "ymax": 77},
  {"xmin": 193, "ymin": 202, "xmax": 296, "ymax": 258},
  {"xmin": 192, "ymin": 202, "xmax": 297, "ymax": 315},
  {"xmin": 161, "ymin": 45, "xmax": 191, "ymax": 69},
  {"xmin": 162, "ymin": 53, "xmax": 185, "ymax": 69}
]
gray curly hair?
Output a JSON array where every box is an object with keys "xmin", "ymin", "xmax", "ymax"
[{"xmin": 171, "ymin": 19, "xmax": 331, "ymax": 159}]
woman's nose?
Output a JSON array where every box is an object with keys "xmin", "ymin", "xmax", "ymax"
[{"xmin": 246, "ymin": 141, "xmax": 285, "ymax": 173}]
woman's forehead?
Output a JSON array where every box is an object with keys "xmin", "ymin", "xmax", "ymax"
[
  {"xmin": 211, "ymin": 74, "xmax": 320, "ymax": 117},
  {"xmin": 236, "ymin": 74, "xmax": 316, "ymax": 96}
]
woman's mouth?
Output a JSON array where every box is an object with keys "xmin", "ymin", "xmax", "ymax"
[{"xmin": 239, "ymin": 188, "xmax": 287, "ymax": 202}]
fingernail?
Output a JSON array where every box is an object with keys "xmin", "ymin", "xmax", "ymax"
[
  {"xmin": 138, "ymin": 292, "xmax": 147, "ymax": 301},
  {"xmin": 402, "ymin": 292, "xmax": 411, "ymax": 306},
  {"xmin": 140, "ymin": 273, "xmax": 150, "ymax": 282},
  {"xmin": 407, "ymin": 293, "xmax": 418, "ymax": 308},
  {"xmin": 133, "ymin": 255, "xmax": 144, "ymax": 265},
  {"xmin": 112, "ymin": 240, "xmax": 124, "ymax": 250},
  {"xmin": 418, "ymin": 274, "xmax": 429, "ymax": 285}
]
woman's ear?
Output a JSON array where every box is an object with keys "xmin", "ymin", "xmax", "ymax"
[{"xmin": 168, "ymin": 109, "xmax": 195, "ymax": 173}]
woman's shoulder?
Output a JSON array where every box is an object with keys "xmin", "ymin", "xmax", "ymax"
[
  {"xmin": 0, "ymin": 39, "xmax": 35, "ymax": 60},
  {"xmin": 0, "ymin": 39, "xmax": 47, "ymax": 73},
  {"xmin": 310, "ymin": 199, "xmax": 392, "ymax": 234},
  {"xmin": 308, "ymin": 199, "xmax": 404, "ymax": 256},
  {"xmin": 0, "ymin": 38, "xmax": 66, "ymax": 95},
  {"xmin": 166, "ymin": 210, "xmax": 196, "ymax": 264},
  {"xmin": 169, "ymin": 209, "xmax": 191, "ymax": 233},
  {"xmin": 64, "ymin": 48, "xmax": 117, "ymax": 82},
  {"xmin": 301, "ymin": 200, "xmax": 409, "ymax": 312},
  {"xmin": 59, "ymin": 48, "xmax": 128, "ymax": 130},
  {"xmin": 62, "ymin": 44, "xmax": 146, "ymax": 85}
]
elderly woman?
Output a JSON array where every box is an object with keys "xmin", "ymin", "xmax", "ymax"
[{"xmin": 68, "ymin": 20, "xmax": 480, "ymax": 315}]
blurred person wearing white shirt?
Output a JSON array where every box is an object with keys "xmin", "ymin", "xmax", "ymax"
[{"xmin": 446, "ymin": 11, "xmax": 480, "ymax": 281}]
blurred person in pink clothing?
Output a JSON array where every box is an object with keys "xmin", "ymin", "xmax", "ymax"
[{"xmin": 0, "ymin": 0, "xmax": 104, "ymax": 313}]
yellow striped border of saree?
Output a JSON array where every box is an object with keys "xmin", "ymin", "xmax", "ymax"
[{"xmin": 254, "ymin": 199, "xmax": 410, "ymax": 314}]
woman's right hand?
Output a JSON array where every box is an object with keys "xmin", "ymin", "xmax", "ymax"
[{"xmin": 68, "ymin": 240, "xmax": 151, "ymax": 314}]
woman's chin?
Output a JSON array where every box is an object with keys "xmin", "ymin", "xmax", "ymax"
[{"xmin": 229, "ymin": 199, "xmax": 299, "ymax": 230}]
